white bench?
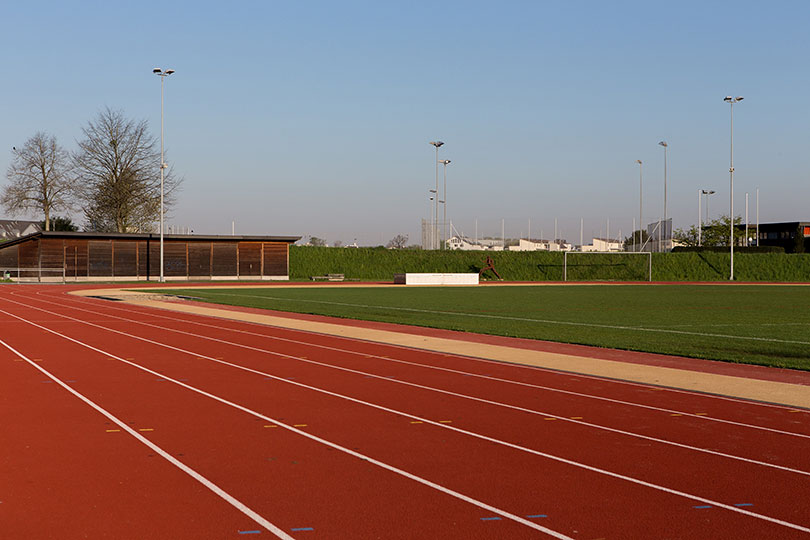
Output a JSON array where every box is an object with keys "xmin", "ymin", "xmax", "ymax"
[
  {"xmin": 310, "ymin": 273, "xmax": 345, "ymax": 282},
  {"xmin": 394, "ymin": 273, "xmax": 479, "ymax": 285}
]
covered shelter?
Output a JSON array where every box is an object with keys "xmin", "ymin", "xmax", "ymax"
[{"xmin": 0, "ymin": 231, "xmax": 300, "ymax": 282}]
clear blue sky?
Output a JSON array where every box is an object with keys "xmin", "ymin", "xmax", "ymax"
[{"xmin": 2, "ymin": 1, "xmax": 808, "ymax": 245}]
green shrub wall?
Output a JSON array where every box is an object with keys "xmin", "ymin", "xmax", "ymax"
[{"xmin": 289, "ymin": 247, "xmax": 810, "ymax": 282}]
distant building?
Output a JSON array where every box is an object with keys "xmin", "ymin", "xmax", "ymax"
[
  {"xmin": 752, "ymin": 221, "xmax": 810, "ymax": 252},
  {"xmin": 510, "ymin": 239, "xmax": 549, "ymax": 251},
  {"xmin": 446, "ymin": 235, "xmax": 487, "ymax": 251},
  {"xmin": 0, "ymin": 219, "xmax": 41, "ymax": 240},
  {"xmin": 581, "ymin": 238, "xmax": 624, "ymax": 252}
]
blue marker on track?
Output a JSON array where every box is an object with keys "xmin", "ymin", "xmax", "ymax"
[
  {"xmin": 480, "ymin": 517, "xmax": 502, "ymax": 521},
  {"xmin": 693, "ymin": 505, "xmax": 712, "ymax": 509},
  {"xmin": 526, "ymin": 514, "xmax": 548, "ymax": 518},
  {"xmin": 734, "ymin": 503, "xmax": 753, "ymax": 507},
  {"xmin": 238, "ymin": 531, "xmax": 261, "ymax": 535},
  {"xmin": 291, "ymin": 527, "xmax": 314, "ymax": 531}
]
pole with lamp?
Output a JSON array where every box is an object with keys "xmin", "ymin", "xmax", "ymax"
[
  {"xmin": 700, "ymin": 189, "xmax": 715, "ymax": 246},
  {"xmin": 439, "ymin": 159, "xmax": 451, "ymax": 249},
  {"xmin": 153, "ymin": 67, "xmax": 175, "ymax": 282},
  {"xmin": 636, "ymin": 160, "xmax": 642, "ymax": 251},
  {"xmin": 724, "ymin": 96, "xmax": 743, "ymax": 280},
  {"xmin": 429, "ymin": 141, "xmax": 444, "ymax": 249}
]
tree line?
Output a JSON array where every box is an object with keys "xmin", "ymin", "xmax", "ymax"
[{"xmin": 1, "ymin": 107, "xmax": 181, "ymax": 232}]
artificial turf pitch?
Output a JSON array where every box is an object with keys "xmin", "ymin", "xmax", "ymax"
[{"xmin": 160, "ymin": 284, "xmax": 810, "ymax": 371}]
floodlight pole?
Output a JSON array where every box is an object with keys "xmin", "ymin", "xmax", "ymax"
[
  {"xmin": 439, "ymin": 159, "xmax": 451, "ymax": 250},
  {"xmin": 154, "ymin": 68, "xmax": 175, "ymax": 282},
  {"xmin": 725, "ymin": 96, "xmax": 743, "ymax": 280},
  {"xmin": 658, "ymin": 141, "xmax": 668, "ymax": 252},
  {"xmin": 636, "ymin": 160, "xmax": 642, "ymax": 252},
  {"xmin": 757, "ymin": 188, "xmax": 759, "ymax": 247},
  {"xmin": 698, "ymin": 189, "xmax": 702, "ymax": 247},
  {"xmin": 429, "ymin": 141, "xmax": 444, "ymax": 249}
]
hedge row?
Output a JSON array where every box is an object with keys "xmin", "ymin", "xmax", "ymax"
[{"xmin": 289, "ymin": 247, "xmax": 810, "ymax": 282}]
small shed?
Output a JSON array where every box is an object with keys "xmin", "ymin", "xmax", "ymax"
[{"xmin": 0, "ymin": 231, "xmax": 300, "ymax": 282}]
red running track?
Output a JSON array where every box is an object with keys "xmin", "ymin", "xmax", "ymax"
[{"xmin": 1, "ymin": 285, "xmax": 809, "ymax": 539}]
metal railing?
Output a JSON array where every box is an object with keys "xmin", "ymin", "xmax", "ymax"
[{"xmin": 0, "ymin": 267, "xmax": 66, "ymax": 283}]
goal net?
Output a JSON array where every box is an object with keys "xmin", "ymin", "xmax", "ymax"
[{"xmin": 563, "ymin": 252, "xmax": 652, "ymax": 282}]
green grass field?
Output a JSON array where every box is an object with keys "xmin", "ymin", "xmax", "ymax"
[{"xmin": 159, "ymin": 285, "xmax": 810, "ymax": 371}]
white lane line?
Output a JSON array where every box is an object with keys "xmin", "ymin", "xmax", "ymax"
[
  {"xmin": 0, "ymin": 307, "xmax": 572, "ymax": 539},
  {"xmin": 46, "ymin": 289, "xmax": 810, "ymax": 417},
  {"xmin": 163, "ymin": 290, "xmax": 810, "ymax": 346},
  {"xmin": 22, "ymin": 291, "xmax": 810, "ymax": 476},
  {"xmin": 2, "ymin": 303, "xmax": 809, "ymax": 536},
  {"xmin": 28, "ymin": 290, "xmax": 810, "ymax": 439},
  {"xmin": 0, "ymin": 336, "xmax": 294, "ymax": 540}
]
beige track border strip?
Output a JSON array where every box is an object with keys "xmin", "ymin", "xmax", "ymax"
[{"xmin": 71, "ymin": 286, "xmax": 810, "ymax": 409}]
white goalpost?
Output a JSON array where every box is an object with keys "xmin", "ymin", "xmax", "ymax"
[{"xmin": 563, "ymin": 252, "xmax": 652, "ymax": 282}]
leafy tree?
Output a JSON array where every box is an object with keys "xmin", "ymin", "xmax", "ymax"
[
  {"xmin": 39, "ymin": 216, "xmax": 79, "ymax": 232},
  {"xmin": 2, "ymin": 132, "xmax": 77, "ymax": 231},
  {"xmin": 386, "ymin": 234, "xmax": 409, "ymax": 249},
  {"xmin": 333, "ymin": 240, "xmax": 343, "ymax": 248},
  {"xmin": 74, "ymin": 108, "xmax": 181, "ymax": 233},
  {"xmin": 674, "ymin": 215, "xmax": 742, "ymax": 247},
  {"xmin": 308, "ymin": 236, "xmax": 326, "ymax": 247}
]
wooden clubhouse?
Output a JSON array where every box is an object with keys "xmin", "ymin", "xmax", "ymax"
[{"xmin": 0, "ymin": 231, "xmax": 300, "ymax": 282}]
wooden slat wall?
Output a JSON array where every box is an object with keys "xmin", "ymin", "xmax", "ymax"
[
  {"xmin": 0, "ymin": 243, "xmax": 19, "ymax": 269},
  {"xmin": 262, "ymin": 242, "xmax": 288, "ymax": 276},
  {"xmin": 88, "ymin": 241, "xmax": 112, "ymax": 276},
  {"xmin": 188, "ymin": 242, "xmax": 212, "ymax": 277},
  {"xmin": 164, "ymin": 242, "xmax": 187, "ymax": 277},
  {"xmin": 64, "ymin": 240, "xmax": 88, "ymax": 278},
  {"xmin": 19, "ymin": 239, "xmax": 39, "ymax": 277},
  {"xmin": 1, "ymin": 236, "xmax": 292, "ymax": 280},
  {"xmin": 238, "ymin": 242, "xmax": 262, "ymax": 276},
  {"xmin": 212, "ymin": 243, "xmax": 237, "ymax": 276},
  {"xmin": 113, "ymin": 240, "xmax": 138, "ymax": 276},
  {"xmin": 40, "ymin": 239, "xmax": 64, "ymax": 271}
]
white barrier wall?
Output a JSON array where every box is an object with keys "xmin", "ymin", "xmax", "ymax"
[{"xmin": 394, "ymin": 273, "xmax": 479, "ymax": 285}]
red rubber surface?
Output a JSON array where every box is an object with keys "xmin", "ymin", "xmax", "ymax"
[{"xmin": 2, "ymin": 284, "xmax": 809, "ymax": 539}]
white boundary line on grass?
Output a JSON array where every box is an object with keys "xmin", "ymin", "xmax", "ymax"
[
  {"xmin": 1, "ymin": 299, "xmax": 810, "ymax": 535},
  {"xmin": 187, "ymin": 290, "xmax": 810, "ymax": 347}
]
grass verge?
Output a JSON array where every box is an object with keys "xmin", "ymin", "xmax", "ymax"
[{"xmin": 158, "ymin": 284, "xmax": 810, "ymax": 371}]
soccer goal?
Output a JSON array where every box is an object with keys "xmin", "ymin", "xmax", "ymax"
[{"xmin": 563, "ymin": 252, "xmax": 652, "ymax": 282}]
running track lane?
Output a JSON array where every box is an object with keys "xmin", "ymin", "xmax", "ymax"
[
  {"xmin": 4, "ymin": 284, "xmax": 808, "ymax": 537},
  {"xmin": 17, "ymin": 288, "xmax": 810, "ymax": 532}
]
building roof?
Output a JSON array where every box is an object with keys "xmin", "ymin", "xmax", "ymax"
[
  {"xmin": 0, "ymin": 231, "xmax": 301, "ymax": 249},
  {"xmin": 0, "ymin": 219, "xmax": 41, "ymax": 238}
]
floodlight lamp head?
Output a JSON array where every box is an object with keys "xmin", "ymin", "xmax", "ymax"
[
  {"xmin": 153, "ymin": 68, "xmax": 161, "ymax": 73},
  {"xmin": 724, "ymin": 96, "xmax": 733, "ymax": 102},
  {"xmin": 429, "ymin": 141, "xmax": 444, "ymax": 148},
  {"xmin": 165, "ymin": 69, "xmax": 175, "ymax": 75},
  {"xmin": 636, "ymin": 159, "xmax": 642, "ymax": 164},
  {"xmin": 658, "ymin": 141, "xmax": 667, "ymax": 147},
  {"xmin": 736, "ymin": 96, "xmax": 744, "ymax": 101}
]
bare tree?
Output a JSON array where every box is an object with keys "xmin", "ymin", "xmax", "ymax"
[
  {"xmin": 74, "ymin": 107, "xmax": 181, "ymax": 233},
  {"xmin": 386, "ymin": 234, "xmax": 409, "ymax": 249},
  {"xmin": 2, "ymin": 132, "xmax": 76, "ymax": 231}
]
